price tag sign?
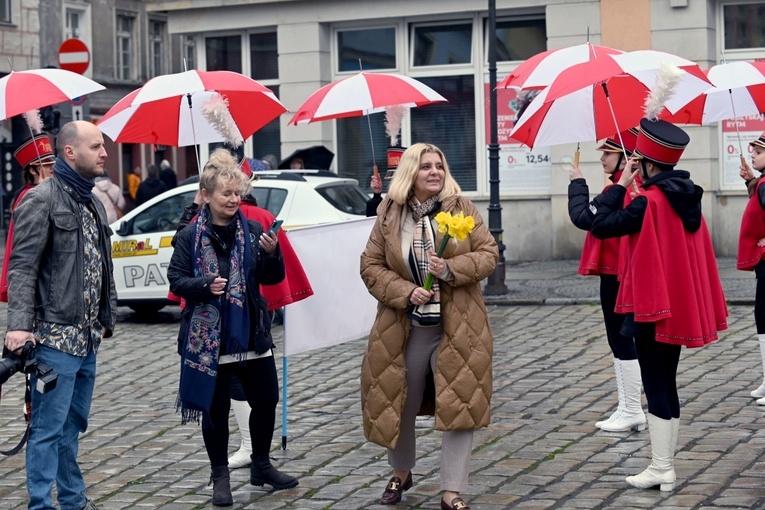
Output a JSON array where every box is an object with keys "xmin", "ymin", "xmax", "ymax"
[{"xmin": 721, "ymin": 115, "xmax": 765, "ymax": 189}]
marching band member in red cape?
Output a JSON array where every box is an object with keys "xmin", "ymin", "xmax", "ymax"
[
  {"xmin": 0, "ymin": 133, "xmax": 55, "ymax": 302},
  {"xmin": 737, "ymin": 133, "xmax": 765, "ymax": 404},
  {"xmin": 568, "ymin": 128, "xmax": 646, "ymax": 433},
  {"xmin": 591, "ymin": 118, "xmax": 728, "ymax": 492}
]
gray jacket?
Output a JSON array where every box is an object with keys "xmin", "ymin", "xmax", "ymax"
[{"xmin": 7, "ymin": 174, "xmax": 117, "ymax": 336}]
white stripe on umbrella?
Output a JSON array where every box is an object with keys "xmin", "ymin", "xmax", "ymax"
[{"xmin": 0, "ymin": 69, "xmax": 104, "ymax": 120}]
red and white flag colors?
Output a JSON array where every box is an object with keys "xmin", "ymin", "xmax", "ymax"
[
  {"xmin": 289, "ymin": 72, "xmax": 446, "ymax": 125},
  {"xmin": 0, "ymin": 68, "xmax": 105, "ymax": 121}
]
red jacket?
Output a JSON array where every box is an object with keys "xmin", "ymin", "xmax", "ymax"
[
  {"xmin": 0, "ymin": 184, "xmax": 34, "ymax": 302},
  {"xmin": 616, "ymin": 187, "xmax": 728, "ymax": 347},
  {"xmin": 737, "ymin": 178, "xmax": 765, "ymax": 271}
]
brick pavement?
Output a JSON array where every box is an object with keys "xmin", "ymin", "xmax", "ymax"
[{"xmin": 1, "ymin": 303, "xmax": 764, "ymax": 509}]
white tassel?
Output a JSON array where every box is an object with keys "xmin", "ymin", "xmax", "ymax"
[
  {"xmin": 201, "ymin": 93, "xmax": 243, "ymax": 148},
  {"xmin": 22, "ymin": 109, "xmax": 43, "ymax": 135},
  {"xmin": 384, "ymin": 105, "xmax": 407, "ymax": 147},
  {"xmin": 644, "ymin": 61, "xmax": 683, "ymax": 120}
]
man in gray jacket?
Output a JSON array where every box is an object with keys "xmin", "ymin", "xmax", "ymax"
[{"xmin": 5, "ymin": 120, "xmax": 117, "ymax": 510}]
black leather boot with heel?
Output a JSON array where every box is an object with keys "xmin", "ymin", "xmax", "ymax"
[
  {"xmin": 250, "ymin": 454, "xmax": 299, "ymax": 491},
  {"xmin": 210, "ymin": 465, "xmax": 233, "ymax": 506}
]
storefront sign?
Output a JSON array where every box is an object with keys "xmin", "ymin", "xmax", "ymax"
[{"xmin": 722, "ymin": 115, "xmax": 765, "ymax": 189}]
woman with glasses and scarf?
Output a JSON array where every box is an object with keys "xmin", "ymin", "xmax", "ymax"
[
  {"xmin": 360, "ymin": 143, "xmax": 498, "ymax": 510},
  {"xmin": 168, "ymin": 149, "xmax": 297, "ymax": 507}
]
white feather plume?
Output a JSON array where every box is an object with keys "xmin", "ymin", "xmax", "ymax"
[
  {"xmin": 643, "ymin": 61, "xmax": 683, "ymax": 120},
  {"xmin": 384, "ymin": 105, "xmax": 407, "ymax": 147},
  {"xmin": 22, "ymin": 109, "xmax": 43, "ymax": 134},
  {"xmin": 201, "ymin": 93, "xmax": 243, "ymax": 148}
]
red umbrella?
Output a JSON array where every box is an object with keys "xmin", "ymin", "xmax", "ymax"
[
  {"xmin": 289, "ymin": 72, "xmax": 446, "ymax": 177},
  {"xmin": 98, "ymin": 70, "xmax": 286, "ymax": 147},
  {"xmin": 0, "ymin": 68, "xmax": 105, "ymax": 121},
  {"xmin": 497, "ymin": 42, "xmax": 623, "ymax": 91},
  {"xmin": 510, "ymin": 50, "xmax": 711, "ymax": 149}
]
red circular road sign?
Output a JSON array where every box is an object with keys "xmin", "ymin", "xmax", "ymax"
[{"xmin": 57, "ymin": 38, "xmax": 90, "ymax": 75}]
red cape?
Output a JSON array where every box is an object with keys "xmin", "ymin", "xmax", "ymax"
[
  {"xmin": 616, "ymin": 187, "xmax": 728, "ymax": 347},
  {"xmin": 0, "ymin": 184, "xmax": 34, "ymax": 302},
  {"xmin": 737, "ymin": 179, "xmax": 765, "ymax": 270},
  {"xmin": 168, "ymin": 202, "xmax": 313, "ymax": 311}
]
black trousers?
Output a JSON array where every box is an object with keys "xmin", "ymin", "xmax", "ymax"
[
  {"xmin": 600, "ymin": 274, "xmax": 637, "ymax": 360},
  {"xmin": 755, "ymin": 261, "xmax": 765, "ymax": 333},
  {"xmin": 634, "ymin": 322, "xmax": 682, "ymax": 420},
  {"xmin": 202, "ymin": 355, "xmax": 279, "ymax": 467}
]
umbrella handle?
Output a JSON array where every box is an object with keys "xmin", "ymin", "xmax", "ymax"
[
  {"xmin": 372, "ymin": 164, "xmax": 380, "ymax": 180},
  {"xmin": 573, "ymin": 150, "xmax": 580, "ymax": 168}
]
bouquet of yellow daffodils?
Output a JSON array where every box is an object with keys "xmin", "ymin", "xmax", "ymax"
[{"xmin": 423, "ymin": 211, "xmax": 476, "ymax": 291}]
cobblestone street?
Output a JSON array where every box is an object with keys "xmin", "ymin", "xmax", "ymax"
[{"xmin": 1, "ymin": 303, "xmax": 764, "ymax": 509}]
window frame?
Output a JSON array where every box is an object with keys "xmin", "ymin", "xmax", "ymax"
[
  {"xmin": 148, "ymin": 16, "xmax": 169, "ymax": 79},
  {"xmin": 63, "ymin": 2, "xmax": 93, "ymax": 78},
  {"xmin": 409, "ymin": 19, "xmax": 475, "ymax": 69},
  {"xmin": 336, "ymin": 26, "xmax": 398, "ymax": 73},
  {"xmin": 115, "ymin": 11, "xmax": 138, "ymax": 82}
]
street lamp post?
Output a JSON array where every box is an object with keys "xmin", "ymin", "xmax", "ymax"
[{"xmin": 484, "ymin": 0, "xmax": 508, "ymax": 295}]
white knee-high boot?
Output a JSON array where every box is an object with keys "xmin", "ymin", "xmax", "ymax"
[
  {"xmin": 596, "ymin": 358, "xmax": 625, "ymax": 429},
  {"xmin": 625, "ymin": 414, "xmax": 676, "ymax": 491},
  {"xmin": 228, "ymin": 399, "xmax": 253, "ymax": 469},
  {"xmin": 751, "ymin": 335, "xmax": 765, "ymax": 398},
  {"xmin": 600, "ymin": 359, "xmax": 646, "ymax": 432}
]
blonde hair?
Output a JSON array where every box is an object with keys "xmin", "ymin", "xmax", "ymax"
[
  {"xmin": 386, "ymin": 143, "xmax": 461, "ymax": 205},
  {"xmin": 199, "ymin": 148, "xmax": 251, "ymax": 196}
]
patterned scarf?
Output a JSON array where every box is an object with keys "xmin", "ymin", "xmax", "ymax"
[
  {"xmin": 407, "ymin": 193, "xmax": 441, "ymax": 325},
  {"xmin": 178, "ymin": 206, "xmax": 251, "ymax": 424}
]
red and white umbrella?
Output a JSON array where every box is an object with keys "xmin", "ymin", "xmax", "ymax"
[
  {"xmin": 288, "ymin": 72, "xmax": 446, "ymax": 125},
  {"xmin": 497, "ymin": 42, "xmax": 623, "ymax": 91},
  {"xmin": 98, "ymin": 70, "xmax": 286, "ymax": 147},
  {"xmin": 0, "ymin": 68, "xmax": 105, "ymax": 120},
  {"xmin": 511, "ymin": 51, "xmax": 711, "ymax": 148}
]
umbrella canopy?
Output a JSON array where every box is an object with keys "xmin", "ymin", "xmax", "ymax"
[
  {"xmin": 0, "ymin": 68, "xmax": 105, "ymax": 121},
  {"xmin": 664, "ymin": 61, "xmax": 765, "ymax": 125},
  {"xmin": 288, "ymin": 72, "xmax": 447, "ymax": 125},
  {"xmin": 497, "ymin": 42, "xmax": 624, "ymax": 91},
  {"xmin": 511, "ymin": 51, "xmax": 711, "ymax": 148},
  {"xmin": 278, "ymin": 145, "xmax": 334, "ymax": 169},
  {"xmin": 98, "ymin": 70, "xmax": 286, "ymax": 147}
]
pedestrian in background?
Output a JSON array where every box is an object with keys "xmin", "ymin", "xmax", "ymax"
[
  {"xmin": 127, "ymin": 165, "xmax": 141, "ymax": 200},
  {"xmin": 567, "ymin": 128, "xmax": 646, "ymax": 433},
  {"xmin": 360, "ymin": 143, "xmax": 498, "ymax": 510},
  {"xmin": 736, "ymin": 132, "xmax": 765, "ymax": 404},
  {"xmin": 0, "ymin": 133, "xmax": 55, "ymax": 302},
  {"xmin": 168, "ymin": 149, "xmax": 298, "ymax": 507},
  {"xmin": 92, "ymin": 175, "xmax": 125, "ymax": 224},
  {"xmin": 5, "ymin": 121, "xmax": 117, "ymax": 510},
  {"xmin": 135, "ymin": 164, "xmax": 167, "ymax": 206},
  {"xmin": 591, "ymin": 118, "xmax": 728, "ymax": 491},
  {"xmin": 159, "ymin": 159, "xmax": 178, "ymax": 190}
]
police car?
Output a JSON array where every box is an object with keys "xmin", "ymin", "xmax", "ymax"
[{"xmin": 111, "ymin": 170, "xmax": 370, "ymax": 313}]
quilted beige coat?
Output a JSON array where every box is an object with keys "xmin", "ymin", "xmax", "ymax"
[{"xmin": 359, "ymin": 194, "xmax": 498, "ymax": 449}]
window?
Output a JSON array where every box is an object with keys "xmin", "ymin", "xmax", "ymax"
[
  {"xmin": 338, "ymin": 28, "xmax": 396, "ymax": 71},
  {"xmin": 251, "ymin": 85, "xmax": 281, "ymax": 163},
  {"xmin": 492, "ymin": 17, "xmax": 546, "ymax": 61},
  {"xmin": 0, "ymin": 1, "xmax": 10, "ymax": 24},
  {"xmin": 116, "ymin": 14, "xmax": 136, "ymax": 80},
  {"xmin": 64, "ymin": 3, "xmax": 92, "ymax": 76},
  {"xmin": 65, "ymin": 7, "xmax": 82, "ymax": 38},
  {"xmin": 206, "ymin": 35, "xmax": 242, "ymax": 72},
  {"xmin": 250, "ymin": 32, "xmax": 278, "ymax": 80},
  {"xmin": 337, "ymin": 115, "xmax": 390, "ymax": 190},
  {"xmin": 148, "ymin": 19, "xmax": 167, "ymax": 77},
  {"xmin": 182, "ymin": 35, "xmax": 197, "ymax": 71},
  {"xmin": 250, "ymin": 187, "xmax": 287, "ymax": 217},
  {"xmin": 316, "ymin": 184, "xmax": 370, "ymax": 215},
  {"xmin": 411, "ymin": 76, "xmax": 476, "ymax": 191},
  {"xmin": 724, "ymin": 3, "xmax": 765, "ymax": 49},
  {"xmin": 129, "ymin": 192, "xmax": 195, "ymax": 235},
  {"xmin": 413, "ymin": 23, "xmax": 472, "ymax": 66}
]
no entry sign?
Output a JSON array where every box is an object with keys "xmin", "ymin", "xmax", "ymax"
[{"xmin": 57, "ymin": 38, "xmax": 90, "ymax": 75}]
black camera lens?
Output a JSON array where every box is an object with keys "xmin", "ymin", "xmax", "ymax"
[{"xmin": 0, "ymin": 354, "xmax": 24, "ymax": 387}]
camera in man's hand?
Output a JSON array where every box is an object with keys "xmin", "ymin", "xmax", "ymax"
[{"xmin": 0, "ymin": 342, "xmax": 58, "ymax": 394}]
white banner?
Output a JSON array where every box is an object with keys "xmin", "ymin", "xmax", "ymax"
[{"xmin": 283, "ymin": 217, "xmax": 378, "ymax": 356}]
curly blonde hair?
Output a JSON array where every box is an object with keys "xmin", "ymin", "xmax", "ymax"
[
  {"xmin": 199, "ymin": 148, "xmax": 251, "ymax": 196},
  {"xmin": 386, "ymin": 143, "xmax": 461, "ymax": 205}
]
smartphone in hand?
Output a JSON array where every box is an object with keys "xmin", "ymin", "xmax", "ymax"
[{"xmin": 269, "ymin": 219, "xmax": 284, "ymax": 235}]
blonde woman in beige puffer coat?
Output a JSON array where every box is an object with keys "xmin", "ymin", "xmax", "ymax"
[{"xmin": 360, "ymin": 143, "xmax": 498, "ymax": 510}]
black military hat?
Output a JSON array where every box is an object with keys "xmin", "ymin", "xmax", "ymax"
[{"xmin": 634, "ymin": 118, "xmax": 690, "ymax": 166}]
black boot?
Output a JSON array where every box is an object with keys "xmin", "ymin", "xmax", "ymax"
[
  {"xmin": 210, "ymin": 466, "xmax": 233, "ymax": 506},
  {"xmin": 250, "ymin": 454, "xmax": 299, "ymax": 490}
]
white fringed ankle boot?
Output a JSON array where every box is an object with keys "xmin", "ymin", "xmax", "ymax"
[
  {"xmin": 596, "ymin": 358, "xmax": 625, "ymax": 429},
  {"xmin": 600, "ymin": 359, "xmax": 646, "ymax": 432},
  {"xmin": 625, "ymin": 414, "xmax": 676, "ymax": 491},
  {"xmin": 751, "ymin": 335, "xmax": 765, "ymax": 398},
  {"xmin": 227, "ymin": 399, "xmax": 253, "ymax": 469}
]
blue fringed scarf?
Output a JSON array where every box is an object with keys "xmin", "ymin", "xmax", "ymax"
[
  {"xmin": 53, "ymin": 157, "xmax": 95, "ymax": 203},
  {"xmin": 178, "ymin": 207, "xmax": 251, "ymax": 424}
]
